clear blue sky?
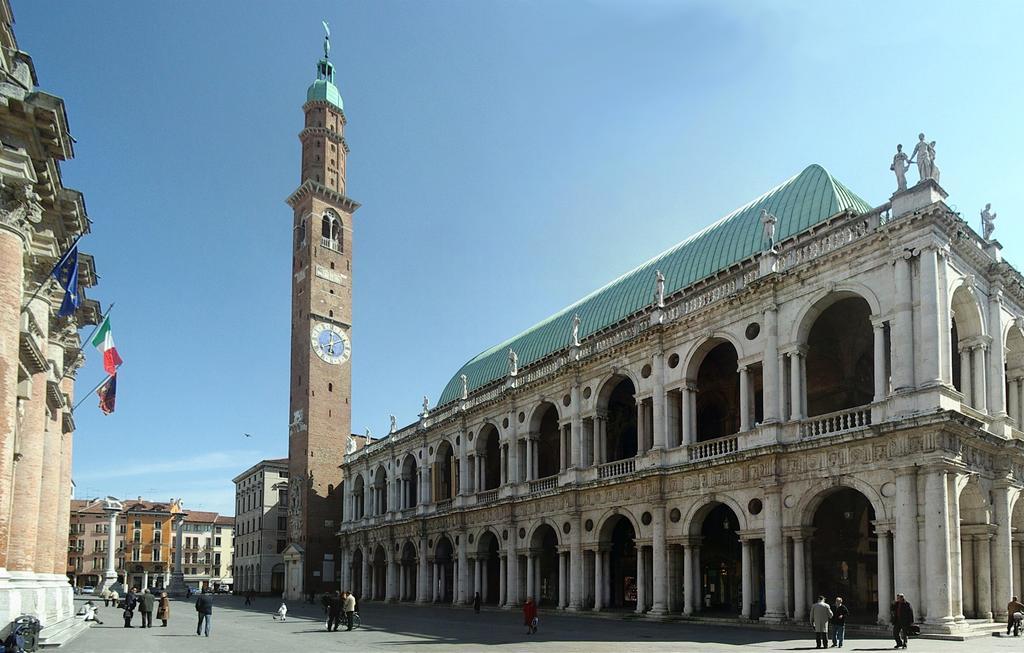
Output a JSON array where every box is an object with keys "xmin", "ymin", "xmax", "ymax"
[{"xmin": 16, "ymin": 1, "xmax": 1024, "ymax": 515}]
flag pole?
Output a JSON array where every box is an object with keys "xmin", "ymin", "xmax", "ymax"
[
  {"xmin": 71, "ymin": 373, "xmax": 112, "ymax": 414},
  {"xmin": 20, "ymin": 234, "xmax": 82, "ymax": 313},
  {"xmin": 61, "ymin": 303, "xmax": 116, "ymax": 382}
]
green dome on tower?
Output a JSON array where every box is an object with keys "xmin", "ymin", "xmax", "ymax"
[{"xmin": 306, "ymin": 22, "xmax": 343, "ymax": 110}]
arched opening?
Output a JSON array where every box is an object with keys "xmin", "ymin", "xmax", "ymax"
[
  {"xmin": 529, "ymin": 524, "xmax": 560, "ymax": 607},
  {"xmin": 950, "ymin": 285, "xmax": 986, "ymax": 410},
  {"xmin": 271, "ymin": 562, "xmax": 285, "ymax": 594},
  {"xmin": 372, "ymin": 466, "xmax": 388, "ymax": 515},
  {"xmin": 372, "ymin": 545, "xmax": 388, "ymax": 601},
  {"xmin": 400, "ymin": 454, "xmax": 418, "ymax": 509},
  {"xmin": 1005, "ymin": 325, "xmax": 1024, "ymax": 428},
  {"xmin": 698, "ymin": 504, "xmax": 742, "ymax": 614},
  {"xmin": 434, "ymin": 536, "xmax": 455, "ymax": 603},
  {"xmin": 401, "ymin": 542, "xmax": 418, "ymax": 602},
  {"xmin": 958, "ymin": 480, "xmax": 992, "ymax": 619},
  {"xmin": 476, "ymin": 530, "xmax": 501, "ymax": 605},
  {"xmin": 597, "ymin": 514, "xmax": 637, "ymax": 610},
  {"xmin": 810, "ymin": 488, "xmax": 877, "ymax": 622},
  {"xmin": 351, "ymin": 475, "xmax": 365, "ymax": 520},
  {"xmin": 321, "ymin": 211, "xmax": 343, "ymax": 251},
  {"xmin": 531, "ymin": 403, "xmax": 561, "ymax": 479},
  {"xmin": 806, "ymin": 297, "xmax": 874, "ymax": 416},
  {"xmin": 600, "ymin": 377, "xmax": 637, "ymax": 463},
  {"xmin": 694, "ymin": 342, "xmax": 740, "ymax": 441},
  {"xmin": 350, "ymin": 548, "xmax": 365, "ymax": 600},
  {"xmin": 476, "ymin": 425, "xmax": 501, "ymax": 491},
  {"xmin": 433, "ymin": 440, "xmax": 456, "ymax": 502}
]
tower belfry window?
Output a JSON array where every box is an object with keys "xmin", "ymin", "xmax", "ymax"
[{"xmin": 321, "ymin": 211, "xmax": 343, "ymax": 252}]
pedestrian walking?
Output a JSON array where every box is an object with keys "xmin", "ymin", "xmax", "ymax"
[
  {"xmin": 157, "ymin": 592, "xmax": 170, "ymax": 627},
  {"xmin": 1007, "ymin": 596, "xmax": 1024, "ymax": 636},
  {"xmin": 245, "ymin": 589, "xmax": 255, "ymax": 606},
  {"xmin": 274, "ymin": 602, "xmax": 288, "ymax": 621},
  {"xmin": 139, "ymin": 589, "xmax": 155, "ymax": 628},
  {"xmin": 326, "ymin": 591, "xmax": 343, "ymax": 631},
  {"xmin": 891, "ymin": 593, "xmax": 915, "ymax": 649},
  {"xmin": 343, "ymin": 591, "xmax": 356, "ymax": 631},
  {"xmin": 830, "ymin": 596, "xmax": 849, "ymax": 648},
  {"xmin": 473, "ymin": 591, "xmax": 481, "ymax": 614},
  {"xmin": 101, "ymin": 588, "xmax": 111, "ymax": 607},
  {"xmin": 195, "ymin": 591, "xmax": 213, "ymax": 637},
  {"xmin": 523, "ymin": 596, "xmax": 538, "ymax": 635},
  {"xmin": 810, "ymin": 595, "xmax": 832, "ymax": 649},
  {"xmin": 109, "ymin": 588, "xmax": 119, "ymax": 610}
]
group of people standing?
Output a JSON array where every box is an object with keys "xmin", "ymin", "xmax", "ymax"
[
  {"xmin": 317, "ymin": 590, "xmax": 358, "ymax": 631},
  {"xmin": 117, "ymin": 587, "xmax": 170, "ymax": 628},
  {"xmin": 810, "ymin": 594, "xmax": 917, "ymax": 649}
]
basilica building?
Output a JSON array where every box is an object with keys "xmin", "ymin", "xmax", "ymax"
[{"xmin": 335, "ymin": 142, "xmax": 1024, "ymax": 632}]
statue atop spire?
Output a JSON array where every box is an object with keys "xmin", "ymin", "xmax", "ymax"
[{"xmin": 322, "ymin": 20, "xmax": 331, "ymax": 59}]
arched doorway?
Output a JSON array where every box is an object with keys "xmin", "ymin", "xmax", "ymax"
[
  {"xmin": 810, "ymin": 488, "xmax": 877, "ymax": 621},
  {"xmin": 271, "ymin": 562, "xmax": 285, "ymax": 594},
  {"xmin": 434, "ymin": 441, "xmax": 456, "ymax": 502},
  {"xmin": 529, "ymin": 524, "xmax": 560, "ymax": 606},
  {"xmin": 401, "ymin": 542, "xmax": 418, "ymax": 602},
  {"xmin": 476, "ymin": 425, "xmax": 501, "ymax": 490},
  {"xmin": 601, "ymin": 377, "xmax": 638, "ymax": 462},
  {"xmin": 476, "ymin": 530, "xmax": 501, "ymax": 605},
  {"xmin": 693, "ymin": 342, "xmax": 740, "ymax": 441},
  {"xmin": 806, "ymin": 297, "xmax": 874, "ymax": 416},
  {"xmin": 959, "ymin": 480, "xmax": 993, "ymax": 619},
  {"xmin": 400, "ymin": 454, "xmax": 418, "ymax": 509},
  {"xmin": 434, "ymin": 536, "xmax": 455, "ymax": 603},
  {"xmin": 598, "ymin": 514, "xmax": 637, "ymax": 610},
  {"xmin": 372, "ymin": 545, "xmax": 388, "ymax": 600},
  {"xmin": 532, "ymin": 404, "xmax": 561, "ymax": 479},
  {"xmin": 351, "ymin": 475, "xmax": 365, "ymax": 520},
  {"xmin": 1005, "ymin": 325, "xmax": 1024, "ymax": 428},
  {"xmin": 372, "ymin": 466, "xmax": 388, "ymax": 515},
  {"xmin": 699, "ymin": 504, "xmax": 741, "ymax": 614}
]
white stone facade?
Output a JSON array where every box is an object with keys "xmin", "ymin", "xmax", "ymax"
[
  {"xmin": 338, "ymin": 177, "xmax": 1024, "ymax": 634},
  {"xmin": 232, "ymin": 459, "xmax": 289, "ymax": 594}
]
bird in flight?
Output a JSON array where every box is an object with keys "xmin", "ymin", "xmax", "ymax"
[{"xmin": 243, "ymin": 432, "xmax": 252, "ymax": 438}]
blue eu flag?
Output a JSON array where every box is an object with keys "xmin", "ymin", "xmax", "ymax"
[{"xmin": 51, "ymin": 243, "xmax": 80, "ymax": 317}]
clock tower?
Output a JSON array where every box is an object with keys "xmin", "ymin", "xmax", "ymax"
[{"xmin": 283, "ymin": 24, "xmax": 359, "ymax": 600}]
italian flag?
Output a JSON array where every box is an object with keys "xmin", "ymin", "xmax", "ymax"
[{"xmin": 90, "ymin": 316, "xmax": 123, "ymax": 375}]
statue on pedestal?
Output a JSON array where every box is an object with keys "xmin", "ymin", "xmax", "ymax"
[
  {"xmin": 760, "ymin": 209, "xmax": 778, "ymax": 250},
  {"xmin": 507, "ymin": 349, "xmax": 519, "ymax": 377},
  {"xmin": 890, "ymin": 144, "xmax": 910, "ymax": 191},
  {"xmin": 654, "ymin": 270, "xmax": 665, "ymax": 308},
  {"xmin": 421, "ymin": 395, "xmax": 430, "ymax": 417},
  {"xmin": 909, "ymin": 133, "xmax": 934, "ymax": 182},
  {"xmin": 390, "ymin": 414, "xmax": 397, "ymax": 434},
  {"xmin": 981, "ymin": 203, "xmax": 997, "ymax": 240},
  {"xmin": 460, "ymin": 374, "xmax": 468, "ymax": 400},
  {"xmin": 571, "ymin": 313, "xmax": 581, "ymax": 347}
]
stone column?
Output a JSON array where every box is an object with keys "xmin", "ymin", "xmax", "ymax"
[
  {"xmin": 570, "ymin": 383, "xmax": 582, "ymax": 467},
  {"xmin": 680, "ymin": 385, "xmax": 694, "ymax": 446},
  {"xmin": 894, "ymin": 467, "xmax": 920, "ymax": 609},
  {"xmin": 652, "ymin": 352, "xmax": 667, "ymax": 450},
  {"xmin": 924, "ymin": 468, "xmax": 954, "ymax": 624},
  {"xmin": 789, "ymin": 350, "xmax": 805, "ymax": 421},
  {"xmin": 993, "ymin": 485, "xmax": 1013, "ymax": 618},
  {"xmin": 741, "ymin": 539, "xmax": 752, "ymax": 619},
  {"xmin": 762, "ymin": 304, "xmax": 780, "ymax": 423},
  {"xmin": 1009, "ymin": 379, "xmax": 1020, "ymax": 427},
  {"xmin": 458, "ymin": 430, "xmax": 469, "ymax": 495},
  {"xmin": 386, "ymin": 557, "xmax": 396, "ymax": 601},
  {"xmin": 948, "ymin": 474, "xmax": 963, "ymax": 620},
  {"xmin": 962, "ymin": 533, "xmax": 975, "ymax": 617},
  {"xmin": 872, "ymin": 318, "xmax": 888, "ymax": 402},
  {"xmin": 0, "ymin": 222, "xmax": 27, "ymax": 575},
  {"xmin": 972, "ymin": 344, "xmax": 988, "ymax": 414},
  {"xmin": 499, "ymin": 446, "xmax": 507, "ymax": 486},
  {"xmin": 636, "ymin": 545, "xmax": 647, "ymax": 614},
  {"xmin": 988, "ymin": 288, "xmax": 1007, "ymax": 416},
  {"xmin": 569, "ymin": 515, "xmax": 583, "ymax": 610},
  {"xmin": 167, "ymin": 514, "xmax": 187, "ymax": 596},
  {"xmin": 892, "ymin": 254, "xmax": 915, "ymax": 391},
  {"xmin": 508, "ymin": 408, "xmax": 520, "ymax": 485},
  {"xmin": 558, "ymin": 552, "xmax": 567, "ymax": 608},
  {"xmin": 473, "ymin": 558, "xmax": 481, "ymax": 602},
  {"xmin": 526, "ymin": 553, "xmax": 535, "ymax": 601},
  {"xmin": 457, "ymin": 534, "xmax": 468, "ymax": 604},
  {"xmin": 917, "ymin": 247, "xmax": 943, "ymax": 387},
  {"xmin": 594, "ymin": 415, "xmax": 606, "ymax": 465},
  {"xmin": 682, "ymin": 544, "xmax": 695, "ymax": 615},
  {"xmin": 593, "ymin": 549, "xmax": 604, "ymax": 611},
  {"xmin": 53, "ymin": 394, "xmax": 74, "ymax": 577},
  {"xmin": 877, "ymin": 527, "xmax": 893, "ymax": 624},
  {"xmin": 960, "ymin": 347, "xmax": 974, "ymax": 407},
  {"xmin": 96, "ymin": 504, "xmax": 121, "ymax": 594},
  {"xmin": 739, "ymin": 365, "xmax": 751, "ymax": 432},
  {"xmin": 506, "ymin": 527, "xmax": 519, "ymax": 607},
  {"xmin": 793, "ymin": 536, "xmax": 807, "ymax": 620},
  {"xmin": 524, "ymin": 439, "xmax": 533, "ymax": 481},
  {"xmin": 763, "ymin": 488, "xmax": 785, "ymax": 620},
  {"xmin": 651, "ymin": 505, "xmax": 667, "ymax": 615},
  {"xmin": 36, "ymin": 345, "xmax": 63, "ymax": 583},
  {"xmin": 778, "ymin": 353, "xmax": 789, "ymax": 422},
  {"xmin": 498, "ymin": 555, "xmax": 507, "ymax": 607},
  {"xmin": 975, "ymin": 533, "xmax": 993, "ymax": 619}
]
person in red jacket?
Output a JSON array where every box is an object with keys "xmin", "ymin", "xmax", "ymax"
[{"xmin": 523, "ymin": 597, "xmax": 538, "ymax": 635}]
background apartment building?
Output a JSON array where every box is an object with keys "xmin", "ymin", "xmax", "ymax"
[{"xmin": 233, "ymin": 458, "xmax": 289, "ymax": 594}]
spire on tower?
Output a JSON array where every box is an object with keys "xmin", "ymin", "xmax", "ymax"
[
  {"xmin": 307, "ymin": 20, "xmax": 343, "ymax": 110},
  {"xmin": 322, "ymin": 20, "xmax": 330, "ymax": 59}
]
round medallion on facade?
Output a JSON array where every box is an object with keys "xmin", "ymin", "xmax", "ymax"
[
  {"xmin": 641, "ymin": 364, "xmax": 652, "ymax": 379},
  {"xmin": 518, "ymin": 527, "xmax": 526, "ymax": 539},
  {"xmin": 428, "ymin": 539, "xmax": 433, "ymax": 548},
  {"xmin": 502, "ymin": 417, "xmax": 509, "ymax": 428},
  {"xmin": 583, "ymin": 386, "xmax": 592, "ymax": 400},
  {"xmin": 518, "ymin": 412, "xmax": 525, "ymax": 423},
  {"xmin": 669, "ymin": 508, "xmax": 681, "ymax": 523},
  {"xmin": 668, "ymin": 353, "xmax": 680, "ymax": 368},
  {"xmin": 310, "ymin": 321, "xmax": 351, "ymax": 365},
  {"xmin": 502, "ymin": 529, "xmax": 508, "ymax": 541},
  {"xmin": 881, "ymin": 482, "xmax": 896, "ymax": 497},
  {"xmin": 748, "ymin": 498, "xmax": 763, "ymax": 515},
  {"xmin": 562, "ymin": 522, "xmax": 571, "ymax": 534},
  {"xmin": 784, "ymin": 495, "xmax": 796, "ymax": 508},
  {"xmin": 641, "ymin": 511, "xmax": 652, "ymax": 525},
  {"xmin": 745, "ymin": 322, "xmax": 761, "ymax": 340},
  {"xmin": 562, "ymin": 394, "xmax": 571, "ymax": 407},
  {"xmin": 585, "ymin": 519, "xmax": 594, "ymax": 532},
  {"xmin": 468, "ymin": 534, "xmax": 474, "ymax": 544}
]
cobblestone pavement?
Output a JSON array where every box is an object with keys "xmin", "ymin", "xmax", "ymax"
[{"xmin": 61, "ymin": 595, "xmax": 1022, "ymax": 652}]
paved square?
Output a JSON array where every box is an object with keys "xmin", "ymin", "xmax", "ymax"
[{"xmin": 61, "ymin": 596, "xmax": 1024, "ymax": 652}]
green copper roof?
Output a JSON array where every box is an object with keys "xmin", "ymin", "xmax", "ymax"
[
  {"xmin": 436, "ymin": 164, "xmax": 872, "ymax": 407},
  {"xmin": 307, "ymin": 58, "xmax": 343, "ymax": 110}
]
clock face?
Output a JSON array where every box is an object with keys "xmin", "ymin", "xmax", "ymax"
[{"xmin": 310, "ymin": 322, "xmax": 350, "ymax": 365}]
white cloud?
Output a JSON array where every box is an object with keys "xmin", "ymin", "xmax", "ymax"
[{"xmin": 75, "ymin": 449, "xmax": 261, "ymax": 481}]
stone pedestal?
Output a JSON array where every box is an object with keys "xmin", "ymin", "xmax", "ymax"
[
  {"xmin": 890, "ymin": 178, "xmax": 947, "ymax": 220},
  {"xmin": 166, "ymin": 571, "xmax": 188, "ymax": 598}
]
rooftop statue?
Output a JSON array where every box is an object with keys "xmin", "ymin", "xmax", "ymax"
[
  {"xmin": 571, "ymin": 313, "xmax": 581, "ymax": 347},
  {"xmin": 460, "ymin": 374, "xmax": 468, "ymax": 400},
  {"xmin": 760, "ymin": 209, "xmax": 778, "ymax": 251},
  {"xmin": 345, "ymin": 437, "xmax": 356, "ymax": 455},
  {"xmin": 322, "ymin": 20, "xmax": 331, "ymax": 59},
  {"xmin": 390, "ymin": 414, "xmax": 397, "ymax": 434},
  {"xmin": 927, "ymin": 141, "xmax": 940, "ymax": 184},
  {"xmin": 981, "ymin": 203, "xmax": 997, "ymax": 241},
  {"xmin": 890, "ymin": 144, "xmax": 911, "ymax": 191},
  {"xmin": 507, "ymin": 349, "xmax": 519, "ymax": 377},
  {"xmin": 654, "ymin": 270, "xmax": 665, "ymax": 308},
  {"xmin": 421, "ymin": 395, "xmax": 430, "ymax": 416},
  {"xmin": 909, "ymin": 133, "xmax": 935, "ymax": 183}
]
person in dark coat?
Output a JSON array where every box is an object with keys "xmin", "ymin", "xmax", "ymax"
[
  {"xmin": 326, "ymin": 591, "xmax": 343, "ymax": 632},
  {"xmin": 139, "ymin": 589, "xmax": 155, "ymax": 628},
  {"xmin": 473, "ymin": 592, "xmax": 481, "ymax": 614},
  {"xmin": 122, "ymin": 588, "xmax": 138, "ymax": 628},
  {"xmin": 1007, "ymin": 596, "xmax": 1024, "ymax": 636},
  {"xmin": 891, "ymin": 593, "xmax": 914, "ymax": 649},
  {"xmin": 830, "ymin": 596, "xmax": 849, "ymax": 648},
  {"xmin": 523, "ymin": 597, "xmax": 538, "ymax": 635},
  {"xmin": 195, "ymin": 592, "xmax": 213, "ymax": 637}
]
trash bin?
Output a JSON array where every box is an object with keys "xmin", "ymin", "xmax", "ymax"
[{"xmin": 13, "ymin": 615, "xmax": 42, "ymax": 652}]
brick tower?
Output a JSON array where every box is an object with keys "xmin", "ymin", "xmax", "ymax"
[{"xmin": 282, "ymin": 23, "xmax": 359, "ymax": 600}]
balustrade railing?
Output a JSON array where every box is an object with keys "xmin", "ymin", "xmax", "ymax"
[
  {"xmin": 435, "ymin": 498, "xmax": 453, "ymax": 513},
  {"xmin": 800, "ymin": 406, "xmax": 871, "ymax": 438},
  {"xmin": 689, "ymin": 435, "xmax": 739, "ymax": 461},
  {"xmin": 477, "ymin": 489, "xmax": 499, "ymax": 504},
  {"xmin": 597, "ymin": 458, "xmax": 636, "ymax": 479},
  {"xmin": 528, "ymin": 476, "xmax": 557, "ymax": 494},
  {"xmin": 321, "ymin": 236, "xmax": 339, "ymax": 251}
]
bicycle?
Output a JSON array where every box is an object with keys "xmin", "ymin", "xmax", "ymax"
[{"xmin": 349, "ymin": 611, "xmax": 361, "ymax": 630}]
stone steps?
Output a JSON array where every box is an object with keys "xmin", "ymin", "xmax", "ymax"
[{"xmin": 37, "ymin": 616, "xmax": 90, "ymax": 648}]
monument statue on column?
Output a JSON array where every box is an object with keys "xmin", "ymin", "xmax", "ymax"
[
  {"xmin": 166, "ymin": 513, "xmax": 188, "ymax": 597},
  {"xmin": 94, "ymin": 497, "xmax": 123, "ymax": 595}
]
